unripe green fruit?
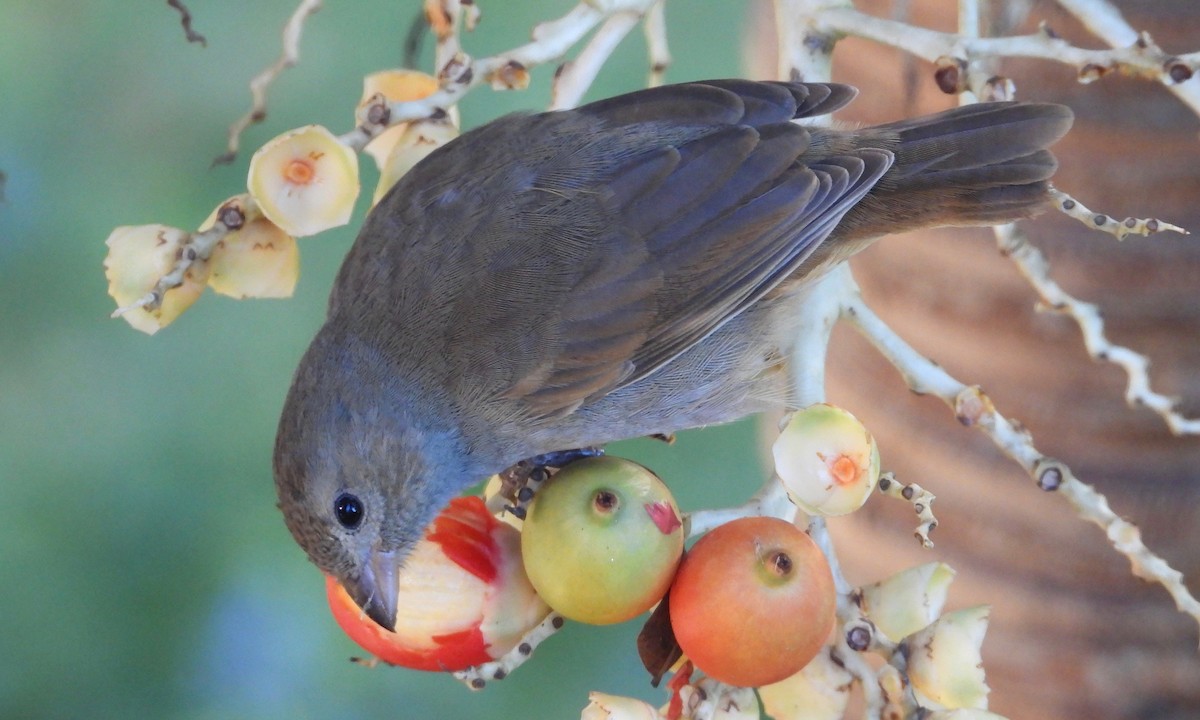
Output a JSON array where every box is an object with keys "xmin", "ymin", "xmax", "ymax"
[{"xmin": 520, "ymin": 457, "xmax": 684, "ymax": 625}]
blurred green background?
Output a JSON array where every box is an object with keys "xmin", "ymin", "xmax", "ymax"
[{"xmin": 0, "ymin": 1, "xmax": 758, "ymax": 718}]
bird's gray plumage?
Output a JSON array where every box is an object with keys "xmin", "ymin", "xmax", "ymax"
[{"xmin": 273, "ymin": 78, "xmax": 1073, "ymax": 629}]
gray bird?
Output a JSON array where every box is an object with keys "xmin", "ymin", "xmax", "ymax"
[{"xmin": 273, "ymin": 79, "xmax": 1072, "ymax": 631}]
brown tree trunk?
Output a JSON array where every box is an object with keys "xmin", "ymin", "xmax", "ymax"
[{"xmin": 751, "ymin": 2, "xmax": 1200, "ymax": 718}]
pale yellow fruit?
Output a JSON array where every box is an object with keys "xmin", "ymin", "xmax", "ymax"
[
  {"xmin": 247, "ymin": 125, "xmax": 359, "ymax": 237},
  {"xmin": 773, "ymin": 404, "xmax": 881, "ymax": 516}
]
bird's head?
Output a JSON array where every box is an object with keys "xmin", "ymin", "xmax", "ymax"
[{"xmin": 272, "ymin": 329, "xmax": 470, "ymax": 632}]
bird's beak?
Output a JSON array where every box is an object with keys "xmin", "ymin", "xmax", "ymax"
[{"xmin": 344, "ymin": 547, "xmax": 400, "ymax": 632}]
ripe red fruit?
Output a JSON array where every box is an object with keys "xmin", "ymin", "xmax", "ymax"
[
  {"xmin": 327, "ymin": 496, "xmax": 548, "ymax": 671},
  {"xmin": 668, "ymin": 516, "xmax": 836, "ymax": 687}
]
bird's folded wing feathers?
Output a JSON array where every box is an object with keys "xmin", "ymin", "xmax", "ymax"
[
  {"xmin": 343, "ymin": 80, "xmax": 892, "ymax": 418},
  {"xmin": 494, "ymin": 81, "xmax": 892, "ymax": 416}
]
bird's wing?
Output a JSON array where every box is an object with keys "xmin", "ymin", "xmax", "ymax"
[{"xmin": 339, "ymin": 80, "xmax": 892, "ymax": 418}]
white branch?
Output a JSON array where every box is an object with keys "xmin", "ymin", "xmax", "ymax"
[
  {"xmin": 875, "ymin": 473, "xmax": 938, "ymax": 548},
  {"xmin": 551, "ymin": 11, "xmax": 642, "ymax": 110},
  {"xmin": 111, "ymin": 196, "xmax": 261, "ymax": 318},
  {"xmin": 1049, "ymin": 188, "xmax": 1188, "ymax": 241},
  {"xmin": 216, "ymin": 0, "xmax": 323, "ymax": 165},
  {"xmin": 453, "ymin": 612, "xmax": 564, "ymax": 689},
  {"xmin": 343, "ymin": 0, "xmax": 663, "ymax": 149},
  {"xmin": 996, "ymin": 222, "xmax": 1200, "ymax": 436},
  {"xmin": 1055, "ymin": 0, "xmax": 1200, "ymax": 119},
  {"xmin": 841, "ymin": 278, "xmax": 1200, "ymax": 643},
  {"xmin": 799, "ymin": 4, "xmax": 1199, "ymax": 110},
  {"xmin": 643, "ymin": 0, "xmax": 671, "ymax": 87}
]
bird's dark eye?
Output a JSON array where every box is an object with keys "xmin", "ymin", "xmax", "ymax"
[{"xmin": 334, "ymin": 493, "xmax": 365, "ymax": 530}]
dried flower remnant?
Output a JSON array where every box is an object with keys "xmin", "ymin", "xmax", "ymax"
[
  {"xmin": 858, "ymin": 562, "xmax": 955, "ymax": 641},
  {"xmin": 373, "ymin": 120, "xmax": 461, "ymax": 205},
  {"xmin": 104, "ymin": 224, "xmax": 209, "ymax": 334},
  {"xmin": 905, "ymin": 606, "xmax": 991, "ymax": 710},
  {"xmin": 200, "ymin": 196, "xmax": 299, "ymax": 299}
]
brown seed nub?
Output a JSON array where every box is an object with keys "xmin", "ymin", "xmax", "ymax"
[
  {"xmin": 1168, "ymin": 62, "xmax": 1194, "ymax": 84},
  {"xmin": 846, "ymin": 624, "xmax": 871, "ymax": 651},
  {"xmin": 1038, "ymin": 466, "xmax": 1063, "ymax": 491},
  {"xmin": 593, "ymin": 489, "xmax": 619, "ymax": 513},
  {"xmin": 767, "ymin": 550, "xmax": 793, "ymax": 578},
  {"xmin": 933, "ymin": 56, "xmax": 966, "ymax": 95},
  {"xmin": 366, "ymin": 102, "xmax": 390, "ymax": 127}
]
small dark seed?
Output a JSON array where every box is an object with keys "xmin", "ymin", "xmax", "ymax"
[
  {"xmin": 219, "ymin": 205, "xmax": 244, "ymax": 229},
  {"xmin": 1147, "ymin": 219, "xmax": 1160, "ymax": 232},
  {"xmin": 493, "ymin": 669, "xmax": 506, "ymax": 680},
  {"xmin": 518, "ymin": 643, "xmax": 532, "ymax": 656},
  {"xmin": 471, "ymin": 678, "xmax": 485, "ymax": 689},
  {"xmin": 914, "ymin": 503, "xmax": 925, "ymax": 514},
  {"xmin": 366, "ymin": 103, "xmax": 390, "ymax": 126},
  {"xmin": 517, "ymin": 487, "xmax": 534, "ymax": 502},
  {"xmin": 552, "ymin": 616, "xmax": 565, "ymax": 629},
  {"xmin": 1038, "ymin": 466, "xmax": 1063, "ymax": 491},
  {"xmin": 1062, "ymin": 199, "xmax": 1076, "ymax": 210},
  {"xmin": 934, "ymin": 65, "xmax": 961, "ymax": 95},
  {"xmin": 1168, "ymin": 62, "xmax": 1194, "ymax": 83},
  {"xmin": 846, "ymin": 625, "xmax": 871, "ymax": 651},
  {"xmin": 902, "ymin": 486, "xmax": 915, "ymax": 500},
  {"xmin": 1094, "ymin": 214, "xmax": 1108, "ymax": 226},
  {"xmin": 1124, "ymin": 217, "xmax": 1137, "ymax": 228},
  {"xmin": 878, "ymin": 477, "xmax": 892, "ymax": 492}
]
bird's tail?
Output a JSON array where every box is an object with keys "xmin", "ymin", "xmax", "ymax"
[{"xmin": 833, "ymin": 101, "xmax": 1074, "ymax": 241}]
